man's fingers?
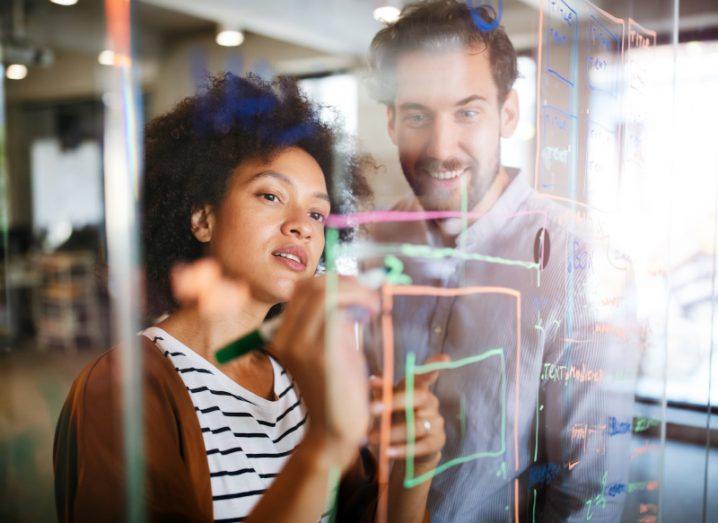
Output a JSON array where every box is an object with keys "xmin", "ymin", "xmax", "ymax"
[
  {"xmin": 413, "ymin": 354, "xmax": 451, "ymax": 389},
  {"xmin": 386, "ymin": 437, "xmax": 444, "ymax": 459},
  {"xmin": 370, "ymin": 388, "xmax": 437, "ymax": 414},
  {"xmin": 367, "ymin": 414, "xmax": 439, "ymax": 445}
]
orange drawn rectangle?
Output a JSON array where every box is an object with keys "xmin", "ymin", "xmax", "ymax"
[{"xmin": 377, "ymin": 284, "xmax": 522, "ymax": 523}]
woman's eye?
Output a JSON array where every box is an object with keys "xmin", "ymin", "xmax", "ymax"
[
  {"xmin": 261, "ymin": 193, "xmax": 279, "ymax": 202},
  {"xmin": 309, "ymin": 211, "xmax": 326, "ymax": 223}
]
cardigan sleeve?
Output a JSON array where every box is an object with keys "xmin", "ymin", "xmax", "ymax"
[{"xmin": 53, "ymin": 339, "xmax": 213, "ymax": 523}]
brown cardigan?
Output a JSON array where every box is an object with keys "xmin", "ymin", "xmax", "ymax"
[{"xmin": 53, "ymin": 338, "xmax": 377, "ymax": 523}]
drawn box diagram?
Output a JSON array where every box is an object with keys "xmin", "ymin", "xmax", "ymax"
[
  {"xmin": 378, "ymin": 285, "xmax": 521, "ymax": 489},
  {"xmin": 585, "ymin": 6, "xmax": 624, "ymax": 97},
  {"xmin": 543, "ymin": 0, "xmax": 579, "ymax": 88},
  {"xmin": 585, "ymin": 118, "xmax": 619, "ymax": 212},
  {"xmin": 622, "ymin": 19, "xmax": 657, "ymax": 177},
  {"xmin": 535, "ymin": 104, "xmax": 578, "ymax": 201},
  {"xmin": 626, "ymin": 19, "xmax": 656, "ymax": 93}
]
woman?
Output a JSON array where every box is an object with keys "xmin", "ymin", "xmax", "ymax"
[{"xmin": 54, "ymin": 73, "xmax": 447, "ymax": 522}]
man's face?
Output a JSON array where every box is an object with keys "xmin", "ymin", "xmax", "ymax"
[{"xmin": 387, "ymin": 46, "xmax": 518, "ymax": 212}]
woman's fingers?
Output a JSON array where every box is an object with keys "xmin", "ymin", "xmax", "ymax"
[
  {"xmin": 171, "ymin": 258, "xmax": 250, "ymax": 318},
  {"xmin": 274, "ymin": 275, "xmax": 379, "ymax": 362},
  {"xmin": 171, "ymin": 259, "xmax": 221, "ymax": 305}
]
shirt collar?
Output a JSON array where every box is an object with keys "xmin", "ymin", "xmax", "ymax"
[{"xmin": 454, "ymin": 168, "xmax": 532, "ymax": 248}]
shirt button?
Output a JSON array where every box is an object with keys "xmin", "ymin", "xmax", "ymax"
[{"xmin": 433, "ymin": 325, "xmax": 443, "ymax": 335}]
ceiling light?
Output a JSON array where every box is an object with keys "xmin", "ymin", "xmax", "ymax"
[
  {"xmin": 6, "ymin": 64, "xmax": 28, "ymax": 80},
  {"xmin": 216, "ymin": 27, "xmax": 244, "ymax": 47},
  {"xmin": 373, "ymin": 6, "xmax": 400, "ymax": 24},
  {"xmin": 98, "ymin": 49, "xmax": 115, "ymax": 66},
  {"xmin": 50, "ymin": 0, "xmax": 78, "ymax": 6}
]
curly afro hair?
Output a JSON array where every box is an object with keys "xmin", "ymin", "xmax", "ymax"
[{"xmin": 142, "ymin": 73, "xmax": 371, "ymax": 317}]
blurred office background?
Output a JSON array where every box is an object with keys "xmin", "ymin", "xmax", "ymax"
[{"xmin": 0, "ymin": 0, "xmax": 717, "ymax": 521}]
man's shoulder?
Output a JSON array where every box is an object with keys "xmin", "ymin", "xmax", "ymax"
[{"xmin": 518, "ymin": 190, "xmax": 604, "ymax": 247}]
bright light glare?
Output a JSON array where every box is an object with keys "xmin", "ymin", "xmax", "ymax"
[
  {"xmin": 373, "ymin": 6, "xmax": 400, "ymax": 24},
  {"xmin": 50, "ymin": 0, "xmax": 78, "ymax": 5},
  {"xmin": 98, "ymin": 49, "xmax": 116, "ymax": 66},
  {"xmin": 216, "ymin": 29, "xmax": 245, "ymax": 47},
  {"xmin": 6, "ymin": 64, "xmax": 28, "ymax": 80}
]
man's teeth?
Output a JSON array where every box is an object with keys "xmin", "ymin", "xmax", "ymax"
[
  {"xmin": 275, "ymin": 252, "xmax": 302, "ymax": 264},
  {"xmin": 428, "ymin": 169, "xmax": 464, "ymax": 180}
]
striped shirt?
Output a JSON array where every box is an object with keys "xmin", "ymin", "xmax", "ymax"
[{"xmin": 143, "ymin": 326, "xmax": 323, "ymax": 523}]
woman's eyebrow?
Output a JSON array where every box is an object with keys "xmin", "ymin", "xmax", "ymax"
[
  {"xmin": 251, "ymin": 170, "xmax": 329, "ymax": 202},
  {"xmin": 250, "ymin": 170, "xmax": 293, "ymax": 186}
]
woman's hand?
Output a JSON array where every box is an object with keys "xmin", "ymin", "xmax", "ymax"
[
  {"xmin": 272, "ymin": 275, "xmax": 380, "ymax": 471},
  {"xmin": 368, "ymin": 354, "xmax": 449, "ymax": 468},
  {"xmin": 170, "ymin": 259, "xmax": 253, "ymax": 358}
]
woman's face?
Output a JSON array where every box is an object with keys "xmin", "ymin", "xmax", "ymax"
[{"xmin": 206, "ymin": 147, "xmax": 330, "ymax": 305}]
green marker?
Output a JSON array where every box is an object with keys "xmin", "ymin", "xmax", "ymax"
[{"xmin": 215, "ymin": 314, "xmax": 283, "ymax": 364}]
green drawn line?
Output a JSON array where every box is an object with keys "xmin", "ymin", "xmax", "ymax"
[
  {"xmin": 405, "ymin": 353, "xmax": 417, "ymax": 484},
  {"xmin": 459, "ymin": 395, "xmax": 467, "ymax": 448},
  {"xmin": 334, "ymin": 242, "xmax": 540, "ymax": 272},
  {"xmin": 534, "ymin": 396, "xmax": 540, "ymax": 462},
  {"xmin": 458, "ymin": 176, "xmax": 468, "ymax": 285},
  {"xmin": 403, "ymin": 348, "xmax": 506, "ymax": 488},
  {"xmin": 413, "ymin": 348, "xmax": 504, "ymax": 373},
  {"xmin": 460, "ymin": 175, "xmax": 468, "ymax": 238},
  {"xmin": 323, "ymin": 227, "xmax": 341, "ymax": 517}
]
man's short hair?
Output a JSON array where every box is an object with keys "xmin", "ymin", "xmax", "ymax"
[{"xmin": 368, "ymin": 0, "xmax": 518, "ymax": 105}]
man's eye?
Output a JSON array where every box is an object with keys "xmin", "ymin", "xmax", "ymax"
[
  {"xmin": 310, "ymin": 211, "xmax": 326, "ymax": 223},
  {"xmin": 261, "ymin": 193, "xmax": 279, "ymax": 202},
  {"xmin": 458, "ymin": 109, "xmax": 479, "ymax": 120},
  {"xmin": 405, "ymin": 113, "xmax": 429, "ymax": 126}
]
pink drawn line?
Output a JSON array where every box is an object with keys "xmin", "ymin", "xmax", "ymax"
[
  {"xmin": 327, "ymin": 209, "xmax": 549, "ymax": 229},
  {"xmin": 326, "ymin": 210, "xmax": 486, "ymax": 228}
]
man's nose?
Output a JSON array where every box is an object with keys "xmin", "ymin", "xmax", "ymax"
[{"xmin": 425, "ymin": 115, "xmax": 460, "ymax": 161}]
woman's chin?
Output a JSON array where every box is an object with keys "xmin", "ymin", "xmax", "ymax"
[{"xmin": 252, "ymin": 280, "xmax": 297, "ymax": 307}]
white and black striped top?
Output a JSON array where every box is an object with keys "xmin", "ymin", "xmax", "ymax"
[{"xmin": 143, "ymin": 326, "xmax": 324, "ymax": 523}]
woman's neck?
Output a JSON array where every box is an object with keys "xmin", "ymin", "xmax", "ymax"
[{"xmin": 157, "ymin": 298, "xmax": 270, "ymax": 363}]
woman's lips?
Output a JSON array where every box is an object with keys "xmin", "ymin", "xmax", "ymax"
[
  {"xmin": 272, "ymin": 253, "xmax": 306, "ymax": 272},
  {"xmin": 271, "ymin": 246, "xmax": 308, "ymax": 272}
]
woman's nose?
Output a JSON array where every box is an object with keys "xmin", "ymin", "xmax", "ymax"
[{"xmin": 281, "ymin": 212, "xmax": 313, "ymax": 239}]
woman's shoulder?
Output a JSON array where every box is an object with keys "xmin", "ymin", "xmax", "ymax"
[{"xmin": 64, "ymin": 336, "xmax": 184, "ymax": 412}]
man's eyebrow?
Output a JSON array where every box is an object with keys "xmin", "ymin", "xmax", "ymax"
[
  {"xmin": 455, "ymin": 95, "xmax": 489, "ymax": 106},
  {"xmin": 398, "ymin": 102, "xmax": 430, "ymax": 111},
  {"xmin": 250, "ymin": 170, "xmax": 330, "ymax": 203}
]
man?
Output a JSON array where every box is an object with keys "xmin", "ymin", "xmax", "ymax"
[{"xmin": 366, "ymin": 1, "xmax": 636, "ymax": 521}]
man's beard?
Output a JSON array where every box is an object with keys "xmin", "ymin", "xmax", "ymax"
[{"xmin": 399, "ymin": 143, "xmax": 501, "ymax": 212}]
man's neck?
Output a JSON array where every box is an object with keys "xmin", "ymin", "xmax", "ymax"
[{"xmin": 433, "ymin": 166, "xmax": 512, "ymax": 246}]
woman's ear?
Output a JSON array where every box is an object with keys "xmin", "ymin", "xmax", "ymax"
[{"xmin": 190, "ymin": 204, "xmax": 215, "ymax": 243}]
